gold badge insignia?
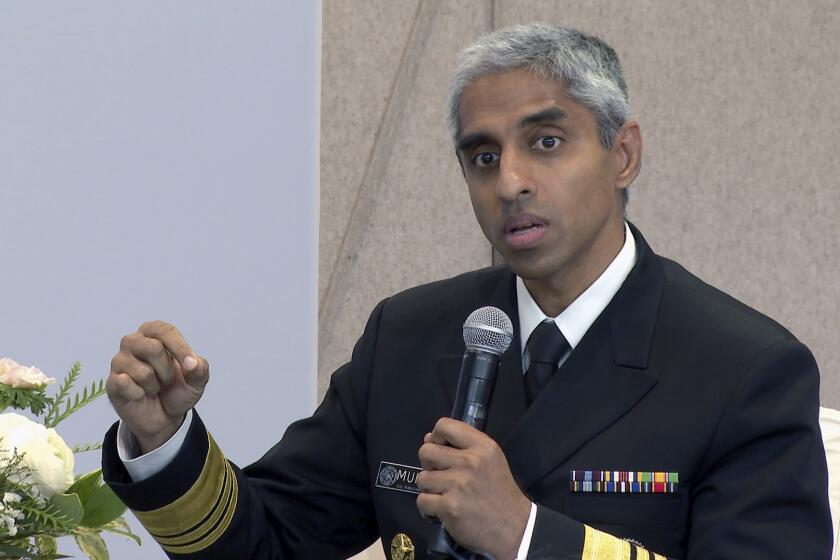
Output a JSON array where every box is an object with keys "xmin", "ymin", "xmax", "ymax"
[{"xmin": 390, "ymin": 532, "xmax": 415, "ymax": 560}]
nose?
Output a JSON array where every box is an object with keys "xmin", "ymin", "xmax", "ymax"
[{"xmin": 496, "ymin": 148, "xmax": 533, "ymax": 203}]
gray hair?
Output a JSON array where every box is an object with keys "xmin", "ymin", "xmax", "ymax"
[{"xmin": 447, "ymin": 23, "xmax": 630, "ymax": 150}]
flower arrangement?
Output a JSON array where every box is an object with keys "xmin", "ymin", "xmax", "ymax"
[{"xmin": 0, "ymin": 358, "xmax": 138, "ymax": 559}]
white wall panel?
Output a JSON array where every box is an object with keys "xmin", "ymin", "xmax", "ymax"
[{"xmin": 0, "ymin": 2, "xmax": 321, "ymax": 558}]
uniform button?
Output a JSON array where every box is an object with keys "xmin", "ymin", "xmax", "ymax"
[{"xmin": 390, "ymin": 532, "xmax": 415, "ymax": 560}]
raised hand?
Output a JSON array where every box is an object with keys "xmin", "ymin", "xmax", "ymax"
[{"xmin": 106, "ymin": 320, "xmax": 209, "ymax": 454}]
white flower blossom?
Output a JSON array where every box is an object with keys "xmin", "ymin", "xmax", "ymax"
[
  {"xmin": 0, "ymin": 359, "xmax": 55, "ymax": 389},
  {"xmin": 0, "ymin": 512, "xmax": 17, "ymax": 536},
  {"xmin": 3, "ymin": 492, "xmax": 21, "ymax": 504},
  {"xmin": 0, "ymin": 358, "xmax": 19, "ymax": 377},
  {"xmin": 0, "ymin": 413, "xmax": 74, "ymax": 497}
]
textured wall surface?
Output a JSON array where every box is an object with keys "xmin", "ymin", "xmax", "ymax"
[
  {"xmin": 319, "ymin": 0, "xmax": 494, "ymax": 401},
  {"xmin": 322, "ymin": 2, "xmax": 840, "ymax": 558}
]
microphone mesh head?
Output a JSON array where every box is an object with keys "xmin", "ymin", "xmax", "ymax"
[{"xmin": 462, "ymin": 306, "xmax": 514, "ymax": 355}]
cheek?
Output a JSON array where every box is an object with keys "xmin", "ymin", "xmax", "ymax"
[
  {"xmin": 467, "ymin": 187, "xmax": 496, "ymax": 236},
  {"xmin": 558, "ymin": 160, "xmax": 615, "ymax": 207},
  {"xmin": 538, "ymin": 169, "xmax": 614, "ymax": 236}
]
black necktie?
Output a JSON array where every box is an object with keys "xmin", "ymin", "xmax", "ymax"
[{"xmin": 524, "ymin": 320, "xmax": 569, "ymax": 405}]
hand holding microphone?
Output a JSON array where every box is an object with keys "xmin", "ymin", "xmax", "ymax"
[{"xmin": 418, "ymin": 307, "xmax": 531, "ymax": 560}]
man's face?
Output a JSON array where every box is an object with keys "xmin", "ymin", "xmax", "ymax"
[{"xmin": 456, "ymin": 69, "xmax": 630, "ymax": 288}]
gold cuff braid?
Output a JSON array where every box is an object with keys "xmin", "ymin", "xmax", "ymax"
[
  {"xmin": 582, "ymin": 525, "xmax": 667, "ymax": 560},
  {"xmin": 133, "ymin": 433, "xmax": 239, "ymax": 554}
]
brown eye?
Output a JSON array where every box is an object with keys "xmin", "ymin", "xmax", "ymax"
[
  {"xmin": 473, "ymin": 152, "xmax": 499, "ymax": 168},
  {"xmin": 533, "ymin": 136, "xmax": 561, "ymax": 151}
]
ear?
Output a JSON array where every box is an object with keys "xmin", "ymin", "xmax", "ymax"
[{"xmin": 612, "ymin": 121, "xmax": 642, "ymax": 190}]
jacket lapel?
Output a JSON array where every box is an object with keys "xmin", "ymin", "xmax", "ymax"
[
  {"xmin": 434, "ymin": 224, "xmax": 665, "ymax": 490},
  {"xmin": 503, "ymin": 223, "xmax": 665, "ymax": 492}
]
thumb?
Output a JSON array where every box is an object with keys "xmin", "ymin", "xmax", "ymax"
[{"xmin": 182, "ymin": 356, "xmax": 210, "ymax": 390}]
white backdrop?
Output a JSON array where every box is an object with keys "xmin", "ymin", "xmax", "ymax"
[{"xmin": 0, "ymin": 2, "xmax": 321, "ymax": 558}]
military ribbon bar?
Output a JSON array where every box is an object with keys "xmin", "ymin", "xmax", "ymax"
[{"xmin": 569, "ymin": 470, "xmax": 679, "ymax": 494}]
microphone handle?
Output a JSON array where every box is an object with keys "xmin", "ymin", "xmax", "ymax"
[{"xmin": 428, "ymin": 350, "xmax": 501, "ymax": 560}]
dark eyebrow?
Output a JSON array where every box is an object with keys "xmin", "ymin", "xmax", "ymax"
[
  {"xmin": 455, "ymin": 107, "xmax": 568, "ymax": 154},
  {"xmin": 518, "ymin": 107, "xmax": 567, "ymax": 128},
  {"xmin": 455, "ymin": 132, "xmax": 493, "ymax": 155}
]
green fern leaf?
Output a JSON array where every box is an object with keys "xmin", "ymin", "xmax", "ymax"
[{"xmin": 43, "ymin": 362, "xmax": 81, "ymax": 426}]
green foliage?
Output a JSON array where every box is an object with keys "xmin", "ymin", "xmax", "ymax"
[
  {"xmin": 43, "ymin": 363, "xmax": 107, "ymax": 429},
  {"xmin": 80, "ymin": 485, "xmax": 126, "ymax": 529},
  {"xmin": 16, "ymin": 501, "xmax": 78, "ymax": 535},
  {"xmin": 70, "ymin": 442, "xmax": 102, "ymax": 454},
  {"xmin": 0, "ymin": 384, "xmax": 51, "ymax": 416},
  {"xmin": 32, "ymin": 535, "xmax": 71, "ymax": 558},
  {"xmin": 48, "ymin": 494, "xmax": 84, "ymax": 526},
  {"xmin": 0, "ymin": 538, "xmax": 71, "ymax": 559},
  {"xmin": 0, "ymin": 362, "xmax": 139, "ymax": 557},
  {"xmin": 66, "ymin": 470, "xmax": 127, "ymax": 528},
  {"xmin": 45, "ymin": 377, "xmax": 106, "ymax": 428},
  {"xmin": 74, "ymin": 527, "xmax": 109, "ymax": 560},
  {"xmin": 0, "ymin": 442, "xmax": 30, "ymax": 478},
  {"xmin": 100, "ymin": 517, "xmax": 140, "ymax": 547},
  {"xmin": 0, "ymin": 542, "xmax": 72, "ymax": 560},
  {"xmin": 0, "ymin": 542, "xmax": 32, "ymax": 558},
  {"xmin": 67, "ymin": 471, "xmax": 102, "ymax": 506},
  {"xmin": 0, "ymin": 447, "xmax": 75, "ymax": 538},
  {"xmin": 42, "ymin": 364, "xmax": 80, "ymax": 423},
  {"xmin": 33, "ymin": 536, "xmax": 56, "ymax": 556}
]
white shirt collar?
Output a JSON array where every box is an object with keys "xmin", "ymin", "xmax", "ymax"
[{"xmin": 516, "ymin": 221, "xmax": 637, "ymax": 356}]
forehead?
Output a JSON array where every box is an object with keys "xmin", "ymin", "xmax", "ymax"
[{"xmin": 457, "ymin": 69, "xmax": 592, "ymax": 138}]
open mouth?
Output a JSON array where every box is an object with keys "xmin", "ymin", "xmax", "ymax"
[
  {"xmin": 504, "ymin": 214, "xmax": 548, "ymax": 248},
  {"xmin": 505, "ymin": 214, "xmax": 547, "ymax": 234},
  {"xmin": 509, "ymin": 223, "xmax": 544, "ymax": 235}
]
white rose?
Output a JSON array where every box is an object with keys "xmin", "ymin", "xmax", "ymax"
[
  {"xmin": 0, "ymin": 361, "xmax": 55, "ymax": 389},
  {"xmin": 0, "ymin": 358, "xmax": 19, "ymax": 377},
  {"xmin": 0, "ymin": 413, "xmax": 74, "ymax": 497}
]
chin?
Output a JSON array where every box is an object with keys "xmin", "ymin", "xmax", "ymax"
[{"xmin": 501, "ymin": 253, "xmax": 557, "ymax": 281}]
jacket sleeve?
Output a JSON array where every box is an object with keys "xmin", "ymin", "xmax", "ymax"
[
  {"xmin": 685, "ymin": 338, "xmax": 832, "ymax": 559},
  {"xmin": 526, "ymin": 507, "xmax": 674, "ymax": 560},
  {"xmin": 526, "ymin": 338, "xmax": 831, "ymax": 560},
  {"xmin": 102, "ymin": 299, "xmax": 389, "ymax": 560}
]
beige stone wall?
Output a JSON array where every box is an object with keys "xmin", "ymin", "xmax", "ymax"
[
  {"xmin": 322, "ymin": 2, "xmax": 840, "ymax": 559},
  {"xmin": 319, "ymin": 0, "xmax": 494, "ymax": 402}
]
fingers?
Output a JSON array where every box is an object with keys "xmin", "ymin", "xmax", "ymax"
[
  {"xmin": 108, "ymin": 322, "xmax": 209, "ymax": 408},
  {"xmin": 417, "ymin": 419, "xmax": 529, "ymax": 559},
  {"xmin": 123, "ymin": 321, "xmax": 209, "ymax": 389},
  {"xmin": 120, "ymin": 332, "xmax": 178, "ymax": 385},
  {"xmin": 418, "ymin": 440, "xmax": 465, "ymax": 471},
  {"xmin": 106, "ymin": 371, "xmax": 146, "ymax": 403},
  {"xmin": 138, "ymin": 320, "xmax": 199, "ymax": 373},
  {"xmin": 111, "ymin": 352, "xmax": 161, "ymax": 395},
  {"xmin": 416, "ymin": 492, "xmax": 448, "ymax": 521},
  {"xmin": 416, "ymin": 468, "xmax": 456, "ymax": 495},
  {"xmin": 430, "ymin": 417, "xmax": 486, "ymax": 449}
]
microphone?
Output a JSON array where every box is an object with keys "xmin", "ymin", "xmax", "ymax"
[{"xmin": 428, "ymin": 306, "xmax": 514, "ymax": 560}]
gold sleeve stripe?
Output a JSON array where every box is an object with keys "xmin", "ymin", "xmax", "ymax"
[
  {"xmin": 582, "ymin": 525, "xmax": 632, "ymax": 560},
  {"xmin": 581, "ymin": 525, "xmax": 669, "ymax": 560},
  {"xmin": 161, "ymin": 461, "xmax": 239, "ymax": 554},
  {"xmin": 155, "ymin": 460, "xmax": 233, "ymax": 546},
  {"xmin": 132, "ymin": 433, "xmax": 239, "ymax": 554}
]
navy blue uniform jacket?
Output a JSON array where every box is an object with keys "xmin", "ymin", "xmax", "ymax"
[{"xmin": 103, "ymin": 224, "xmax": 832, "ymax": 559}]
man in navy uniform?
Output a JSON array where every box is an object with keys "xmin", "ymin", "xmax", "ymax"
[{"xmin": 103, "ymin": 23, "xmax": 832, "ymax": 559}]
